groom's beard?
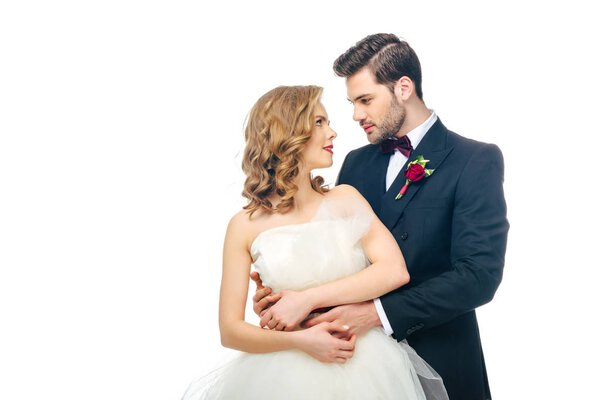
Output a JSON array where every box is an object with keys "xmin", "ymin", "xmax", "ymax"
[{"xmin": 376, "ymin": 96, "xmax": 406, "ymax": 143}]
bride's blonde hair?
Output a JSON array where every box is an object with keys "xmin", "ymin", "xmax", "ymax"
[{"xmin": 242, "ymin": 85, "xmax": 328, "ymax": 216}]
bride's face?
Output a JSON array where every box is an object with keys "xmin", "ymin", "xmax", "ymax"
[{"xmin": 302, "ymin": 103, "xmax": 337, "ymax": 170}]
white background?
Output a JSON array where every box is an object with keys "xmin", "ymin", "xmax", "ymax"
[{"xmin": 1, "ymin": 1, "xmax": 599, "ymax": 399}]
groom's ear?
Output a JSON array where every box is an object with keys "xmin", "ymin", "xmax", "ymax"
[{"xmin": 393, "ymin": 76, "xmax": 414, "ymax": 102}]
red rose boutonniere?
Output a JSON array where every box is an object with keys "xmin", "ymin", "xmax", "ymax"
[{"xmin": 395, "ymin": 155, "xmax": 435, "ymax": 200}]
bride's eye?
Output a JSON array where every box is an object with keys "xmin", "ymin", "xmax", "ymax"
[{"xmin": 315, "ymin": 118, "xmax": 323, "ymax": 126}]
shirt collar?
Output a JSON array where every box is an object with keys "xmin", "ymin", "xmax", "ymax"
[{"xmin": 405, "ymin": 110, "xmax": 437, "ymax": 150}]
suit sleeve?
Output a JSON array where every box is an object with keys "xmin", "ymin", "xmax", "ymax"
[{"xmin": 380, "ymin": 143, "xmax": 509, "ymax": 340}]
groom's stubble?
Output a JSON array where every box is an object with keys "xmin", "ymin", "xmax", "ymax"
[{"xmin": 374, "ymin": 95, "xmax": 406, "ymax": 144}]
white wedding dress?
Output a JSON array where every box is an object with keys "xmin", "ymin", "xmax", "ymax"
[{"xmin": 183, "ymin": 197, "xmax": 448, "ymax": 400}]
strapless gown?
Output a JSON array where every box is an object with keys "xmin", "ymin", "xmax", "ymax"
[{"xmin": 183, "ymin": 197, "xmax": 448, "ymax": 400}]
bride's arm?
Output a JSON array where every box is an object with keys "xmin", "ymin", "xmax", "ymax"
[
  {"xmin": 260, "ymin": 186, "xmax": 409, "ymax": 330},
  {"xmin": 218, "ymin": 212, "xmax": 355, "ymax": 362},
  {"xmin": 308, "ymin": 192, "xmax": 410, "ymax": 305}
]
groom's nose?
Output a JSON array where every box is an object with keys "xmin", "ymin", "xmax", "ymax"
[{"xmin": 352, "ymin": 106, "xmax": 366, "ymax": 122}]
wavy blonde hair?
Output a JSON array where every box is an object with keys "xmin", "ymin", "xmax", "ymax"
[{"xmin": 242, "ymin": 85, "xmax": 329, "ymax": 216}]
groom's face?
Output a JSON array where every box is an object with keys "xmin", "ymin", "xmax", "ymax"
[{"xmin": 346, "ymin": 68, "xmax": 406, "ymax": 144}]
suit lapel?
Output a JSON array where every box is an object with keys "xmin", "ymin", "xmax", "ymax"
[{"xmin": 380, "ymin": 119, "xmax": 453, "ymax": 231}]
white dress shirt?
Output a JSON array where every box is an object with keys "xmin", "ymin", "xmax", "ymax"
[{"xmin": 374, "ymin": 110, "xmax": 438, "ymax": 335}]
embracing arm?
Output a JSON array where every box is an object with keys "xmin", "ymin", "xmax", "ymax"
[
  {"xmin": 219, "ymin": 212, "xmax": 355, "ymax": 361},
  {"xmin": 381, "ymin": 144, "xmax": 509, "ymax": 339},
  {"xmin": 260, "ymin": 186, "xmax": 410, "ymax": 330},
  {"xmin": 306, "ymin": 188, "xmax": 410, "ymax": 306}
]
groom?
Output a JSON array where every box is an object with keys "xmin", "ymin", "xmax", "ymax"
[{"xmin": 253, "ymin": 33, "xmax": 509, "ymax": 400}]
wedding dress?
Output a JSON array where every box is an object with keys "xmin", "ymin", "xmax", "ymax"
[{"xmin": 183, "ymin": 197, "xmax": 448, "ymax": 400}]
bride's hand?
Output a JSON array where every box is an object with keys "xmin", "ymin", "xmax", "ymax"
[
  {"xmin": 293, "ymin": 322, "xmax": 356, "ymax": 363},
  {"xmin": 259, "ymin": 290, "xmax": 313, "ymax": 331}
]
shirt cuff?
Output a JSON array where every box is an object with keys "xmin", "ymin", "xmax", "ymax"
[{"xmin": 373, "ymin": 298, "xmax": 394, "ymax": 335}]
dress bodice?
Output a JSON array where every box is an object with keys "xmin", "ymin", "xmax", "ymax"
[{"xmin": 250, "ymin": 197, "xmax": 374, "ymax": 292}]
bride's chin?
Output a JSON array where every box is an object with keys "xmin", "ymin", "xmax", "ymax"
[{"xmin": 307, "ymin": 158, "xmax": 333, "ymax": 171}]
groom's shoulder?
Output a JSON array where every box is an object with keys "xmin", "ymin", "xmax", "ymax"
[
  {"xmin": 445, "ymin": 126, "xmax": 482, "ymax": 147},
  {"xmin": 350, "ymin": 142, "xmax": 377, "ymax": 154},
  {"xmin": 444, "ymin": 126, "xmax": 503, "ymax": 158},
  {"xmin": 344, "ymin": 143, "xmax": 378, "ymax": 161}
]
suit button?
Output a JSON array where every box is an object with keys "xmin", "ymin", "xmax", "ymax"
[{"xmin": 400, "ymin": 232, "xmax": 408, "ymax": 240}]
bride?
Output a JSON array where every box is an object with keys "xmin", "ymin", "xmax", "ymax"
[{"xmin": 182, "ymin": 85, "xmax": 447, "ymax": 399}]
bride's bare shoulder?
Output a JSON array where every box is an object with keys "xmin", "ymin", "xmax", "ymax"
[
  {"xmin": 327, "ymin": 184, "xmax": 361, "ymax": 198},
  {"xmin": 228, "ymin": 208, "xmax": 265, "ymax": 230},
  {"xmin": 326, "ymin": 184, "xmax": 372, "ymax": 209},
  {"xmin": 226, "ymin": 208, "xmax": 272, "ymax": 247},
  {"xmin": 327, "ymin": 184, "xmax": 367, "ymax": 202}
]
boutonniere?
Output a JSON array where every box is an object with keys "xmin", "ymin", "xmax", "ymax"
[{"xmin": 395, "ymin": 155, "xmax": 435, "ymax": 200}]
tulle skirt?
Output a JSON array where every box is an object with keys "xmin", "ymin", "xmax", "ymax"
[{"xmin": 182, "ymin": 328, "xmax": 448, "ymax": 400}]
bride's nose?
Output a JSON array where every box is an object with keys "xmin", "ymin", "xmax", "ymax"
[{"xmin": 328, "ymin": 127, "xmax": 337, "ymax": 140}]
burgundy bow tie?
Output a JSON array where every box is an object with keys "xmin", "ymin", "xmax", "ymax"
[{"xmin": 380, "ymin": 136, "xmax": 413, "ymax": 157}]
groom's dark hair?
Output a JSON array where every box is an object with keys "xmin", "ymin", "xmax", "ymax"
[{"xmin": 333, "ymin": 33, "xmax": 424, "ymax": 100}]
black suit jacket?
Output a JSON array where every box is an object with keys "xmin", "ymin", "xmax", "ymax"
[{"xmin": 337, "ymin": 119, "xmax": 509, "ymax": 400}]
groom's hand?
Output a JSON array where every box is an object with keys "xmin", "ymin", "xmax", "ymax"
[
  {"xmin": 250, "ymin": 271, "xmax": 281, "ymax": 319},
  {"xmin": 303, "ymin": 301, "xmax": 382, "ymax": 338}
]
